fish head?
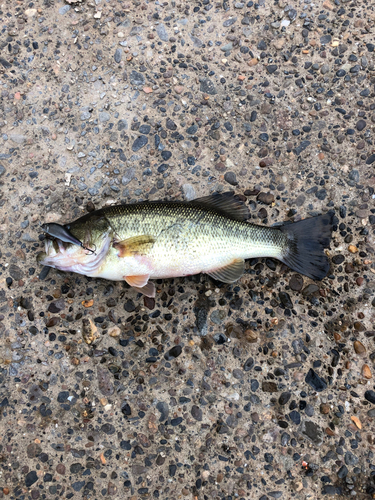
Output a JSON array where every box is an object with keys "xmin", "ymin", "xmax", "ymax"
[{"xmin": 37, "ymin": 221, "xmax": 111, "ymax": 276}]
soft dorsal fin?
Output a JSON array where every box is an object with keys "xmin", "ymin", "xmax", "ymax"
[
  {"xmin": 207, "ymin": 258, "xmax": 245, "ymax": 283},
  {"xmin": 113, "ymin": 235, "xmax": 155, "ymax": 258},
  {"xmin": 190, "ymin": 192, "xmax": 249, "ymax": 221}
]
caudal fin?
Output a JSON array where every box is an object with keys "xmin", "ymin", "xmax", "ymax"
[{"xmin": 279, "ymin": 213, "xmax": 333, "ymax": 280}]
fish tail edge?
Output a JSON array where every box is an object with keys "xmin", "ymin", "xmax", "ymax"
[{"xmin": 279, "ymin": 213, "xmax": 334, "ymax": 280}]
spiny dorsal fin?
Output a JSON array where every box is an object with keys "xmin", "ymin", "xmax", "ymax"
[
  {"xmin": 190, "ymin": 192, "xmax": 249, "ymax": 221},
  {"xmin": 207, "ymin": 258, "xmax": 245, "ymax": 283},
  {"xmin": 113, "ymin": 235, "xmax": 155, "ymax": 257}
]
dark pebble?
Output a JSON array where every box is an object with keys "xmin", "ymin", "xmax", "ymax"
[
  {"xmin": 161, "ymin": 150, "xmax": 172, "ymax": 160},
  {"xmin": 278, "ymin": 392, "xmax": 291, "ymax": 405},
  {"xmin": 259, "ymin": 133, "xmax": 269, "ymax": 142},
  {"xmin": 288, "ymin": 8, "xmax": 297, "ymax": 20},
  {"xmin": 72, "ymin": 481, "xmax": 85, "ymax": 492},
  {"xmin": 356, "ymin": 119, "xmax": 366, "ymax": 131},
  {"xmin": 301, "ymin": 420, "xmax": 323, "ymax": 444},
  {"xmin": 302, "ymin": 284, "xmax": 319, "ymax": 296},
  {"xmin": 25, "ymin": 471, "xmax": 38, "ymax": 487},
  {"xmin": 257, "ymin": 192, "xmax": 274, "ymax": 204},
  {"xmin": 244, "ymin": 357, "xmax": 254, "ymax": 371},
  {"xmin": 332, "ymin": 254, "xmax": 345, "ymax": 265},
  {"xmin": 132, "ymin": 135, "xmax": 148, "ymax": 152},
  {"xmin": 39, "ymin": 266, "xmax": 51, "ymax": 281},
  {"xmin": 186, "ymin": 124, "xmax": 198, "ymax": 134},
  {"xmin": 257, "ymin": 40, "xmax": 267, "ymax": 50},
  {"xmin": 114, "ymin": 48, "xmax": 122, "ymax": 63},
  {"xmin": 124, "ymin": 299, "xmax": 136, "ymax": 312},
  {"xmin": 48, "ymin": 299, "xmax": 65, "ymax": 313},
  {"xmin": 200, "ymin": 78, "xmax": 217, "ymax": 95},
  {"xmin": 315, "ymin": 189, "xmax": 327, "ymax": 200},
  {"xmin": 366, "ymin": 154, "xmax": 375, "ymax": 165},
  {"xmin": 281, "ymin": 432, "xmax": 290, "ymax": 446},
  {"xmin": 70, "ymin": 463, "xmax": 83, "ymax": 473},
  {"xmin": 305, "ymin": 369, "xmax": 327, "ymax": 392},
  {"xmin": 224, "ymin": 171, "xmax": 238, "ymax": 185},
  {"xmin": 345, "ymin": 451, "xmax": 358, "ymax": 466},
  {"xmin": 57, "ymin": 391, "xmax": 69, "ymax": 403},
  {"xmin": 139, "ymin": 124, "xmax": 151, "ymax": 134},
  {"xmin": 130, "ymin": 70, "xmax": 145, "ymax": 86},
  {"xmin": 279, "ymin": 291, "xmax": 293, "ymax": 309},
  {"xmin": 9, "ymin": 264, "xmax": 23, "ymax": 280},
  {"xmin": 289, "ymin": 410, "xmax": 300, "ymax": 424},
  {"xmin": 118, "ymin": 119, "xmax": 127, "ymax": 131},
  {"xmin": 223, "ymin": 17, "xmax": 237, "ymax": 27},
  {"xmin": 289, "ymin": 274, "xmax": 303, "ymax": 291},
  {"xmin": 322, "ymin": 486, "xmax": 338, "ymax": 495},
  {"xmin": 121, "ymin": 402, "xmax": 131, "ymax": 416},
  {"xmin": 164, "ymin": 345, "xmax": 182, "ymax": 360},
  {"xmin": 191, "ymin": 405, "xmax": 203, "ymax": 421},
  {"xmin": 166, "ymin": 118, "xmax": 177, "ymax": 130},
  {"xmin": 294, "ymin": 140, "xmax": 311, "ymax": 155},
  {"xmin": 262, "ymin": 381, "xmax": 278, "ymax": 393},
  {"xmin": 365, "ymin": 390, "xmax": 375, "ymax": 404},
  {"xmin": 337, "ymin": 465, "xmax": 348, "ymax": 479},
  {"xmin": 320, "ymin": 35, "xmax": 332, "ymax": 44},
  {"xmin": 156, "ymin": 401, "xmax": 169, "ymax": 421},
  {"xmin": 266, "ymin": 65, "xmax": 277, "ymax": 74},
  {"xmin": 171, "ymin": 417, "xmax": 183, "ymax": 426},
  {"xmin": 143, "ymin": 296, "xmax": 155, "ymax": 309}
]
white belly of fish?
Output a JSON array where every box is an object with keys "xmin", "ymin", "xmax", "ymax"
[{"xmin": 92, "ymin": 244, "xmax": 243, "ymax": 281}]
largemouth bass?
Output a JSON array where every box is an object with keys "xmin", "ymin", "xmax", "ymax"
[{"xmin": 37, "ymin": 192, "xmax": 333, "ymax": 297}]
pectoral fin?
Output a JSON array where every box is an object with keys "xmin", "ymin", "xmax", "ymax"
[
  {"xmin": 114, "ymin": 235, "xmax": 155, "ymax": 258},
  {"xmin": 124, "ymin": 275, "xmax": 156, "ymax": 298},
  {"xmin": 207, "ymin": 258, "xmax": 245, "ymax": 283}
]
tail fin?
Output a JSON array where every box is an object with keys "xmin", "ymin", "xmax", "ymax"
[{"xmin": 279, "ymin": 213, "xmax": 333, "ymax": 280}]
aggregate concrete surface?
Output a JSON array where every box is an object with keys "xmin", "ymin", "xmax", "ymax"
[{"xmin": 0, "ymin": 0, "xmax": 375, "ymax": 498}]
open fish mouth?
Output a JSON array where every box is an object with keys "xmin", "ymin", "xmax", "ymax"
[{"xmin": 37, "ymin": 233, "xmax": 111, "ymax": 275}]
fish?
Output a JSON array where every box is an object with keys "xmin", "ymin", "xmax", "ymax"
[{"xmin": 37, "ymin": 192, "xmax": 333, "ymax": 298}]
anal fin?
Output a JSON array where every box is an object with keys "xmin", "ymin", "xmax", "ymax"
[
  {"xmin": 207, "ymin": 258, "xmax": 245, "ymax": 283},
  {"xmin": 114, "ymin": 235, "xmax": 155, "ymax": 258},
  {"xmin": 132, "ymin": 282, "xmax": 156, "ymax": 298},
  {"xmin": 124, "ymin": 275, "xmax": 156, "ymax": 298}
]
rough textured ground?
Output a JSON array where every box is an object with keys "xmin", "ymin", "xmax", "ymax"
[{"xmin": 1, "ymin": 0, "xmax": 375, "ymax": 499}]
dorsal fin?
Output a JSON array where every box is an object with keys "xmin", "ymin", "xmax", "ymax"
[{"xmin": 190, "ymin": 192, "xmax": 249, "ymax": 221}]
